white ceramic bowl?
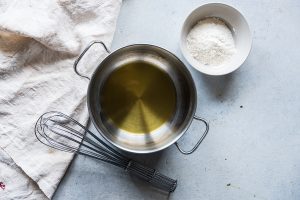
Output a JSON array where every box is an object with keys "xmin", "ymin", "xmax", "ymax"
[{"xmin": 180, "ymin": 3, "xmax": 252, "ymax": 75}]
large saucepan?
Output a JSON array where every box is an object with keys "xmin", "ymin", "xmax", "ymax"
[{"xmin": 74, "ymin": 41, "xmax": 209, "ymax": 154}]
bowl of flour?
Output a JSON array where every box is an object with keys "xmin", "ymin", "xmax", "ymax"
[{"xmin": 180, "ymin": 3, "xmax": 252, "ymax": 75}]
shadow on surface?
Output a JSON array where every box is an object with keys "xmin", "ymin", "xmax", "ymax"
[
  {"xmin": 129, "ymin": 175, "xmax": 172, "ymax": 200},
  {"xmin": 194, "ymin": 69, "xmax": 236, "ymax": 103},
  {"xmin": 123, "ymin": 149, "xmax": 164, "ymax": 169}
]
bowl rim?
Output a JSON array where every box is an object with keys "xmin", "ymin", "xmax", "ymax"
[{"xmin": 180, "ymin": 3, "xmax": 252, "ymax": 76}]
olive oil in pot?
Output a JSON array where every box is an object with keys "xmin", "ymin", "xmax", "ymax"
[{"xmin": 100, "ymin": 61, "xmax": 176, "ymax": 133}]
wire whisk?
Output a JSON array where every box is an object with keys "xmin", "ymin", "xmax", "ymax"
[{"xmin": 34, "ymin": 111, "xmax": 177, "ymax": 193}]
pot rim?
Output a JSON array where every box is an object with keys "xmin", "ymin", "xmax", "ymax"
[{"xmin": 87, "ymin": 44, "xmax": 197, "ymax": 154}]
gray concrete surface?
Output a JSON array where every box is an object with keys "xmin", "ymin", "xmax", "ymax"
[{"xmin": 53, "ymin": 0, "xmax": 300, "ymax": 199}]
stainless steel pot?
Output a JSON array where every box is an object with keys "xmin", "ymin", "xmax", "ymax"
[{"xmin": 74, "ymin": 41, "xmax": 209, "ymax": 154}]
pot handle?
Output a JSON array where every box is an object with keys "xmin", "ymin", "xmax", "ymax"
[
  {"xmin": 73, "ymin": 41, "xmax": 110, "ymax": 80},
  {"xmin": 175, "ymin": 115, "xmax": 209, "ymax": 155}
]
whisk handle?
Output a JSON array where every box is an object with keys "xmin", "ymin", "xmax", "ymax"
[{"xmin": 126, "ymin": 161, "xmax": 177, "ymax": 193}]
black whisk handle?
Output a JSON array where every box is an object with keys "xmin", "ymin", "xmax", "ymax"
[
  {"xmin": 151, "ymin": 171, "xmax": 177, "ymax": 192},
  {"xmin": 126, "ymin": 161, "xmax": 177, "ymax": 193}
]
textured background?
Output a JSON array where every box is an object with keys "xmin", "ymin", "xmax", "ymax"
[{"xmin": 53, "ymin": 0, "xmax": 300, "ymax": 199}]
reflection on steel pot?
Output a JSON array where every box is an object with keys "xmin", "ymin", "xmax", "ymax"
[{"xmin": 74, "ymin": 41, "xmax": 209, "ymax": 154}]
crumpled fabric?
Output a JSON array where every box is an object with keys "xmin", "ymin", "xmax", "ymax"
[
  {"xmin": 0, "ymin": 148, "xmax": 48, "ymax": 200},
  {"xmin": 0, "ymin": 0, "xmax": 122, "ymax": 199}
]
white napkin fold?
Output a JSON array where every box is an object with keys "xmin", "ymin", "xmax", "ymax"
[
  {"xmin": 0, "ymin": 0, "xmax": 122, "ymax": 199},
  {"xmin": 0, "ymin": 148, "xmax": 48, "ymax": 199}
]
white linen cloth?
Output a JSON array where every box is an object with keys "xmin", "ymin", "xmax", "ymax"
[{"xmin": 0, "ymin": 0, "xmax": 122, "ymax": 199}]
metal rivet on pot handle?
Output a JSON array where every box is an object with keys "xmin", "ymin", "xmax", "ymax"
[
  {"xmin": 73, "ymin": 41, "xmax": 110, "ymax": 80},
  {"xmin": 175, "ymin": 116, "xmax": 209, "ymax": 155}
]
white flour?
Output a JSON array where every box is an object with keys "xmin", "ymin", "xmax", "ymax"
[{"xmin": 186, "ymin": 17, "xmax": 236, "ymax": 66}]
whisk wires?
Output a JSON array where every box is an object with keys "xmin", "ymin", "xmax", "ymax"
[{"xmin": 35, "ymin": 111, "xmax": 177, "ymax": 192}]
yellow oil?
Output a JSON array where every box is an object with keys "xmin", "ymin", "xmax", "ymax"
[{"xmin": 100, "ymin": 61, "xmax": 176, "ymax": 133}]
